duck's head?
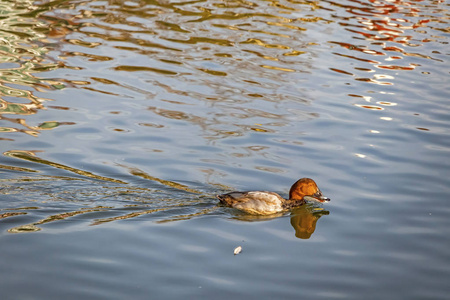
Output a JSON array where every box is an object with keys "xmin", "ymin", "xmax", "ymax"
[{"xmin": 289, "ymin": 178, "xmax": 330, "ymax": 203}]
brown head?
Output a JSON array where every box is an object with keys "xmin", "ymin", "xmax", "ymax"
[{"xmin": 289, "ymin": 178, "xmax": 330, "ymax": 203}]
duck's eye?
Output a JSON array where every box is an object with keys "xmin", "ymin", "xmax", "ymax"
[{"xmin": 313, "ymin": 191, "xmax": 322, "ymax": 197}]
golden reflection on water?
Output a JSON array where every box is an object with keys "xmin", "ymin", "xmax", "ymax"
[
  {"xmin": 0, "ymin": 0, "xmax": 75, "ymax": 139},
  {"xmin": 325, "ymin": 0, "xmax": 446, "ymax": 116},
  {"xmin": 4, "ymin": 150, "xmax": 128, "ymax": 183},
  {"xmin": 1, "ymin": 0, "xmax": 443, "ymax": 143},
  {"xmin": 1, "ymin": 149, "xmax": 206, "ymax": 194},
  {"xmin": 0, "ymin": 212, "xmax": 27, "ymax": 220},
  {"xmin": 8, "ymin": 207, "xmax": 107, "ymax": 233},
  {"xmin": 118, "ymin": 164, "xmax": 202, "ymax": 194}
]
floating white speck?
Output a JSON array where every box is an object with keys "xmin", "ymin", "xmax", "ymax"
[{"xmin": 234, "ymin": 246, "xmax": 242, "ymax": 255}]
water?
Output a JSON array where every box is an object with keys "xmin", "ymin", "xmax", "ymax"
[{"xmin": 1, "ymin": 0, "xmax": 449, "ymax": 298}]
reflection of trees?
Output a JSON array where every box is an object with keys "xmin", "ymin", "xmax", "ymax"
[
  {"xmin": 314, "ymin": 0, "xmax": 446, "ymax": 126},
  {"xmin": 324, "ymin": 0, "xmax": 439, "ymax": 89},
  {"xmin": 0, "ymin": 1, "xmax": 75, "ymax": 139},
  {"xmin": 23, "ymin": 0, "xmax": 323, "ymax": 141},
  {"xmin": 0, "ymin": 68, "xmax": 62, "ymax": 138}
]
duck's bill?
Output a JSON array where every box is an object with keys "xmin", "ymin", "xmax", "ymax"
[
  {"xmin": 305, "ymin": 191, "xmax": 330, "ymax": 203},
  {"xmin": 317, "ymin": 196, "xmax": 330, "ymax": 202}
]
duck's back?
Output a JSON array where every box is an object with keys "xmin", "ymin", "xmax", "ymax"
[{"xmin": 217, "ymin": 191, "xmax": 285, "ymax": 215}]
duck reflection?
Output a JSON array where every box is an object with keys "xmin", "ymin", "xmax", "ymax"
[
  {"xmin": 228, "ymin": 203, "xmax": 329, "ymax": 239},
  {"xmin": 290, "ymin": 205, "xmax": 329, "ymax": 239}
]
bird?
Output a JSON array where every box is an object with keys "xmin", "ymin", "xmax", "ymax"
[{"xmin": 216, "ymin": 178, "xmax": 330, "ymax": 215}]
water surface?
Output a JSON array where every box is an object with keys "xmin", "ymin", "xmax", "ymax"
[{"xmin": 1, "ymin": 0, "xmax": 449, "ymax": 299}]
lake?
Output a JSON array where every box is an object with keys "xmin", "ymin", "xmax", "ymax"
[{"xmin": 0, "ymin": 0, "xmax": 449, "ymax": 299}]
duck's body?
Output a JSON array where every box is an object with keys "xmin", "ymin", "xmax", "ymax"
[{"xmin": 217, "ymin": 178, "xmax": 329, "ymax": 215}]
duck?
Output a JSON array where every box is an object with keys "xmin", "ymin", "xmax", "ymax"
[{"xmin": 216, "ymin": 178, "xmax": 330, "ymax": 215}]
